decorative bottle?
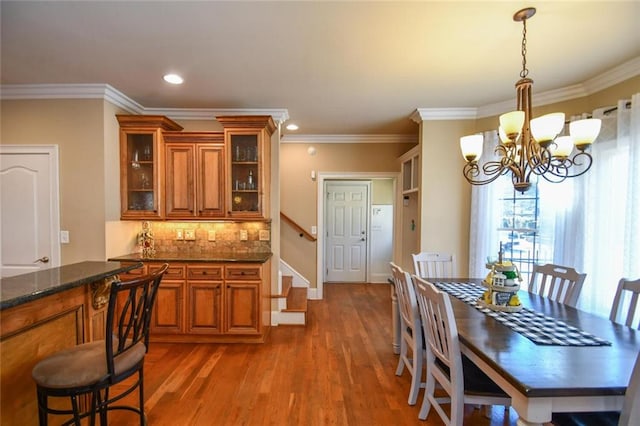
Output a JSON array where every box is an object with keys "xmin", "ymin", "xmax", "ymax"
[{"xmin": 247, "ymin": 170, "xmax": 254, "ymax": 189}]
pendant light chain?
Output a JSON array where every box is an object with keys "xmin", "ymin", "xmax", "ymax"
[{"xmin": 520, "ymin": 18, "xmax": 529, "ymax": 79}]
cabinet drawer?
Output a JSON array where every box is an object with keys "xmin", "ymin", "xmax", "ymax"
[
  {"xmin": 151, "ymin": 264, "xmax": 185, "ymax": 279},
  {"xmin": 187, "ymin": 265, "xmax": 223, "ymax": 280},
  {"xmin": 225, "ymin": 265, "xmax": 261, "ymax": 281},
  {"xmin": 118, "ymin": 264, "xmax": 147, "ymax": 280}
]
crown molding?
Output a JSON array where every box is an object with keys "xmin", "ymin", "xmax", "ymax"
[
  {"xmin": 144, "ymin": 107, "xmax": 289, "ymax": 125},
  {"xmin": 2, "ymin": 56, "xmax": 637, "ymax": 127},
  {"xmin": 281, "ymin": 134, "xmax": 417, "ymax": 144},
  {"xmin": 0, "ymin": 84, "xmax": 289, "ymax": 125},
  {"xmin": 476, "ymin": 56, "xmax": 640, "ymax": 119},
  {"xmin": 413, "ymin": 55, "xmax": 640, "ymax": 121},
  {"xmin": 410, "ymin": 108, "xmax": 478, "ymax": 123},
  {"xmin": 583, "ymin": 56, "xmax": 640, "ymax": 96}
]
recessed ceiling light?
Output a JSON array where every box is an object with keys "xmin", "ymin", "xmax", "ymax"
[
  {"xmin": 163, "ymin": 73, "xmax": 184, "ymax": 84},
  {"xmin": 286, "ymin": 123, "xmax": 299, "ymax": 131}
]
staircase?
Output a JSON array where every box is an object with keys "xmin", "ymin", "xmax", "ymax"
[{"xmin": 273, "ymin": 260, "xmax": 308, "ymax": 326}]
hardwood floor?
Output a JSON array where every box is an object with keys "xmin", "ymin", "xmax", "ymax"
[{"xmin": 110, "ymin": 283, "xmax": 520, "ymax": 425}]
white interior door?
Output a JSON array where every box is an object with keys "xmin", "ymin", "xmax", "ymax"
[
  {"xmin": 325, "ymin": 181, "xmax": 368, "ymax": 282},
  {"xmin": 370, "ymin": 204, "xmax": 393, "ymax": 283},
  {"xmin": 0, "ymin": 146, "xmax": 60, "ymax": 278}
]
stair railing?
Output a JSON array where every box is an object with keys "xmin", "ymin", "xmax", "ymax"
[{"xmin": 280, "ymin": 212, "xmax": 317, "ymax": 242}]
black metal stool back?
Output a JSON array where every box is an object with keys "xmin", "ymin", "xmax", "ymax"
[{"xmin": 32, "ymin": 263, "xmax": 168, "ymax": 425}]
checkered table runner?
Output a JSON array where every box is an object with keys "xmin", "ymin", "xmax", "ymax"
[{"xmin": 434, "ymin": 281, "xmax": 611, "ymax": 347}]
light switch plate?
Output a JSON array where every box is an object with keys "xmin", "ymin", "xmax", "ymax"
[
  {"xmin": 176, "ymin": 229, "xmax": 184, "ymax": 240},
  {"xmin": 60, "ymin": 230, "xmax": 70, "ymax": 244},
  {"xmin": 239, "ymin": 229, "xmax": 248, "ymax": 241},
  {"xmin": 208, "ymin": 230, "xmax": 216, "ymax": 241},
  {"xmin": 184, "ymin": 229, "xmax": 195, "ymax": 240},
  {"xmin": 259, "ymin": 230, "xmax": 270, "ymax": 241}
]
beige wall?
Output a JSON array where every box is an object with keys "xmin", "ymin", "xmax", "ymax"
[
  {"xmin": 372, "ymin": 178, "xmax": 394, "ymax": 204},
  {"xmin": 417, "ymin": 120, "xmax": 476, "ymax": 277},
  {"xmin": 1, "ymin": 99, "xmax": 109, "ymax": 264},
  {"xmin": 280, "ymin": 142, "xmax": 414, "ymax": 288}
]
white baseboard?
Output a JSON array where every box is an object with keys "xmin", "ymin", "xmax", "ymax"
[{"xmin": 271, "ymin": 310, "xmax": 306, "ymax": 326}]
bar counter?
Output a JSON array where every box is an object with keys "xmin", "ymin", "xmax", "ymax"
[
  {"xmin": 0, "ymin": 260, "xmax": 142, "ymax": 310},
  {"xmin": 0, "ymin": 261, "xmax": 142, "ymax": 424}
]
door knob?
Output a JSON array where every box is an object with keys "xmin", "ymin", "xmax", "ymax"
[{"xmin": 35, "ymin": 256, "xmax": 49, "ymax": 263}]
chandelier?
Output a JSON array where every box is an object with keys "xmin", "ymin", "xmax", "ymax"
[{"xmin": 460, "ymin": 7, "xmax": 601, "ymax": 193}]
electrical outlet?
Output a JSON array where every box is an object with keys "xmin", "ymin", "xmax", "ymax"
[
  {"xmin": 239, "ymin": 229, "xmax": 248, "ymax": 241},
  {"xmin": 259, "ymin": 230, "xmax": 270, "ymax": 241},
  {"xmin": 208, "ymin": 230, "xmax": 216, "ymax": 241},
  {"xmin": 184, "ymin": 229, "xmax": 195, "ymax": 240},
  {"xmin": 175, "ymin": 229, "xmax": 184, "ymax": 240}
]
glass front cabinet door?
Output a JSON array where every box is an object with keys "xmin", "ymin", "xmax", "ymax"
[
  {"xmin": 117, "ymin": 115, "xmax": 183, "ymax": 219},
  {"xmin": 218, "ymin": 116, "xmax": 275, "ymax": 219}
]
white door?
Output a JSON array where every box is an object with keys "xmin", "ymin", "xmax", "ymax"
[
  {"xmin": 325, "ymin": 181, "xmax": 368, "ymax": 282},
  {"xmin": 0, "ymin": 146, "xmax": 60, "ymax": 278},
  {"xmin": 370, "ymin": 205, "xmax": 393, "ymax": 283}
]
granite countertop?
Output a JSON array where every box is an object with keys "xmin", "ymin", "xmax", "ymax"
[
  {"xmin": 0, "ymin": 261, "xmax": 142, "ymax": 311},
  {"xmin": 108, "ymin": 251, "xmax": 273, "ymax": 263}
]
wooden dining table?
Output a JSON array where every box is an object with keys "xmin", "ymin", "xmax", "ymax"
[{"xmin": 393, "ymin": 278, "xmax": 640, "ymax": 426}]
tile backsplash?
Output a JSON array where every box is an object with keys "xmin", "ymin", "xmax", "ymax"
[{"xmin": 136, "ymin": 221, "xmax": 271, "ymax": 255}]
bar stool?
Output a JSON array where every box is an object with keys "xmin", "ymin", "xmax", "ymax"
[{"xmin": 31, "ymin": 264, "xmax": 168, "ymax": 425}]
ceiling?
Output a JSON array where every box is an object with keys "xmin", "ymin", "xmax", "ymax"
[{"xmin": 1, "ymin": 1, "xmax": 639, "ymax": 137}]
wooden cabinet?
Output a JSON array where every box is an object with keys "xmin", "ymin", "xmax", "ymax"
[
  {"xmin": 118, "ymin": 260, "xmax": 270, "ymax": 343},
  {"xmin": 186, "ymin": 265, "xmax": 223, "ymax": 334},
  {"xmin": 117, "ymin": 115, "xmax": 183, "ymax": 220},
  {"xmin": 149, "ymin": 264, "xmax": 186, "ymax": 334},
  {"xmin": 400, "ymin": 145, "xmax": 420, "ymax": 194},
  {"xmin": 118, "ymin": 115, "xmax": 274, "ymax": 221},
  {"xmin": 218, "ymin": 116, "xmax": 275, "ymax": 219},
  {"xmin": 163, "ymin": 132, "xmax": 226, "ymax": 219},
  {"xmin": 225, "ymin": 265, "xmax": 261, "ymax": 334}
]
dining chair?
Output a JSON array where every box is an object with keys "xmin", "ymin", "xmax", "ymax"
[
  {"xmin": 413, "ymin": 275, "xmax": 510, "ymax": 425},
  {"xmin": 31, "ymin": 264, "xmax": 169, "ymax": 425},
  {"xmin": 528, "ymin": 263, "xmax": 586, "ymax": 307},
  {"xmin": 609, "ymin": 278, "xmax": 640, "ymax": 329},
  {"xmin": 551, "ymin": 348, "xmax": 640, "ymax": 426},
  {"xmin": 389, "ymin": 262, "xmax": 424, "ymax": 405},
  {"xmin": 412, "ymin": 252, "xmax": 456, "ymax": 279}
]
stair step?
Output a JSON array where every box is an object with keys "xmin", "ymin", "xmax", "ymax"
[
  {"xmin": 283, "ymin": 287, "xmax": 307, "ymax": 313},
  {"xmin": 271, "ymin": 275, "xmax": 293, "ymax": 298}
]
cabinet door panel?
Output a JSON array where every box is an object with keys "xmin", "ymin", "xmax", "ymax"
[
  {"xmin": 225, "ymin": 283, "xmax": 259, "ymax": 334},
  {"xmin": 150, "ymin": 280, "xmax": 184, "ymax": 334},
  {"xmin": 187, "ymin": 281, "xmax": 222, "ymax": 334},
  {"xmin": 120, "ymin": 130, "xmax": 163, "ymax": 219},
  {"xmin": 198, "ymin": 144, "xmax": 225, "ymax": 217},
  {"xmin": 165, "ymin": 144, "xmax": 195, "ymax": 218}
]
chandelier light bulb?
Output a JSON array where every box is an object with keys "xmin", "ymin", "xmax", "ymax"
[
  {"xmin": 551, "ymin": 136, "xmax": 575, "ymax": 158},
  {"xmin": 499, "ymin": 111, "xmax": 525, "ymax": 140},
  {"xmin": 460, "ymin": 134, "xmax": 484, "ymax": 162},
  {"xmin": 570, "ymin": 118, "xmax": 602, "ymax": 150},
  {"xmin": 530, "ymin": 112, "xmax": 566, "ymax": 148}
]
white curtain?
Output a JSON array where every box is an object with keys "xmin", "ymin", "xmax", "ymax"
[
  {"xmin": 468, "ymin": 130, "xmax": 502, "ymax": 278},
  {"xmin": 570, "ymin": 94, "xmax": 640, "ymax": 316},
  {"xmin": 469, "ymin": 93, "xmax": 640, "ymax": 318}
]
